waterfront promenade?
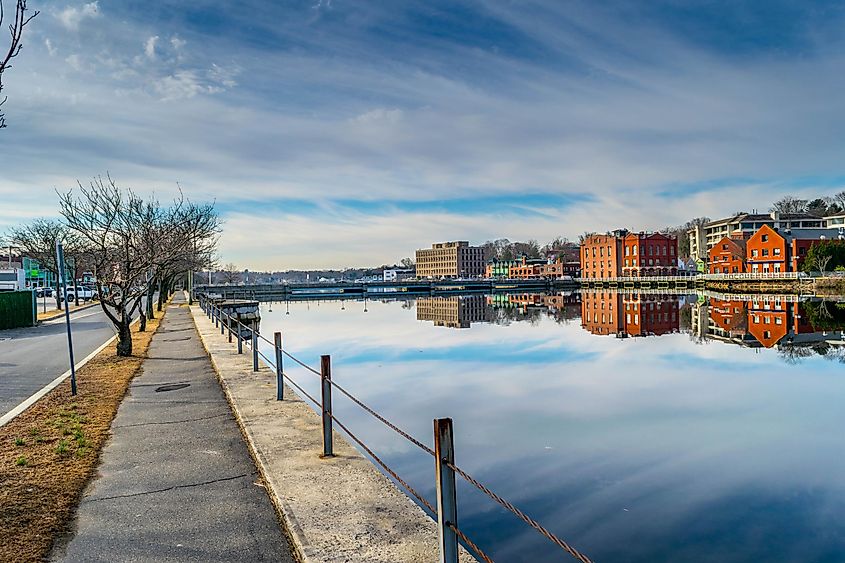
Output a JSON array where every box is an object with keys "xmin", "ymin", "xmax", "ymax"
[{"xmin": 51, "ymin": 295, "xmax": 294, "ymax": 562}]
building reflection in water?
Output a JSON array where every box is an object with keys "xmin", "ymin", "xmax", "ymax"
[
  {"xmin": 692, "ymin": 296, "xmax": 845, "ymax": 352},
  {"xmin": 416, "ymin": 293, "xmax": 582, "ymax": 328},
  {"xmin": 416, "ymin": 295, "xmax": 493, "ymax": 328},
  {"xmin": 580, "ymin": 290, "xmax": 681, "ymax": 337}
]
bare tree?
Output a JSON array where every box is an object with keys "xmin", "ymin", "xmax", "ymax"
[
  {"xmin": 59, "ymin": 175, "xmax": 219, "ymax": 356},
  {"xmin": 0, "ymin": 0, "xmax": 38, "ymax": 129},
  {"xmin": 770, "ymin": 196, "xmax": 809, "ymax": 214},
  {"xmin": 399, "ymin": 257, "xmax": 415, "ymax": 269},
  {"xmin": 6, "ymin": 218, "xmax": 80, "ymax": 310},
  {"xmin": 220, "ymin": 262, "xmax": 241, "ymax": 284}
]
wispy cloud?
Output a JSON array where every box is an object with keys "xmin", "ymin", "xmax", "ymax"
[{"xmin": 4, "ymin": 1, "xmax": 845, "ymax": 268}]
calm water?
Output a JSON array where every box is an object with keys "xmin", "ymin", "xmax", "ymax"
[{"xmin": 256, "ymin": 291, "xmax": 845, "ymax": 562}]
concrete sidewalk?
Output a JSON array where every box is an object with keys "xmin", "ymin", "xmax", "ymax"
[{"xmin": 51, "ymin": 295, "xmax": 295, "ymax": 563}]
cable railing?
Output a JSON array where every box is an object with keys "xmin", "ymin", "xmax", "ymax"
[{"xmin": 199, "ymin": 294, "xmax": 593, "ymax": 563}]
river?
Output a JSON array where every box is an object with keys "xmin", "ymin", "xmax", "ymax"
[{"xmin": 255, "ymin": 291, "xmax": 845, "ymax": 562}]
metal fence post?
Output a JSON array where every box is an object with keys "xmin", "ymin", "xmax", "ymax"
[
  {"xmin": 228, "ymin": 314, "xmax": 233, "ymax": 343},
  {"xmin": 221, "ymin": 310, "xmax": 226, "ymax": 334},
  {"xmin": 320, "ymin": 355, "xmax": 334, "ymax": 458},
  {"xmin": 252, "ymin": 327, "xmax": 259, "ymax": 372},
  {"xmin": 274, "ymin": 331, "xmax": 284, "ymax": 401},
  {"xmin": 237, "ymin": 314, "xmax": 243, "ymax": 354},
  {"xmin": 214, "ymin": 304, "xmax": 219, "ymax": 327},
  {"xmin": 434, "ymin": 418, "xmax": 458, "ymax": 563}
]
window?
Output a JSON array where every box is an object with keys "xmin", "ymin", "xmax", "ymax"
[
  {"xmin": 774, "ymin": 248, "xmax": 781, "ymax": 256},
  {"xmin": 762, "ymin": 249, "xmax": 769, "ymax": 257},
  {"xmin": 625, "ymin": 247, "xmax": 630, "ymax": 256},
  {"xmin": 752, "ymin": 249, "xmax": 758, "ymax": 257},
  {"xmin": 722, "ymin": 244, "xmax": 728, "ymax": 250},
  {"xmin": 799, "ymin": 247, "xmax": 807, "ymax": 256},
  {"xmin": 633, "ymin": 245, "xmax": 637, "ymax": 255},
  {"xmin": 762, "ymin": 234, "xmax": 769, "ymax": 242},
  {"xmin": 670, "ymin": 247, "xmax": 675, "ymax": 256}
]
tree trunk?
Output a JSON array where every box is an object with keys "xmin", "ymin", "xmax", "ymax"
[
  {"xmin": 146, "ymin": 281, "xmax": 155, "ymax": 320},
  {"xmin": 157, "ymin": 278, "xmax": 165, "ymax": 312},
  {"xmin": 139, "ymin": 311, "xmax": 147, "ymax": 332},
  {"xmin": 116, "ymin": 314, "xmax": 133, "ymax": 357},
  {"xmin": 54, "ymin": 276, "xmax": 62, "ymax": 310}
]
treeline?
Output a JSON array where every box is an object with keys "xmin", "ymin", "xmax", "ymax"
[
  {"xmin": 480, "ymin": 237, "xmax": 576, "ymax": 261},
  {"xmin": 4, "ymin": 175, "xmax": 219, "ymax": 356}
]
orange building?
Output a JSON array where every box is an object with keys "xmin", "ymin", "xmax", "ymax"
[
  {"xmin": 746, "ymin": 226, "xmax": 844, "ymax": 273},
  {"xmin": 709, "ymin": 236, "xmax": 747, "ymax": 274},
  {"xmin": 580, "ymin": 290, "xmax": 623, "ymax": 335},
  {"xmin": 580, "ymin": 233, "xmax": 624, "ymax": 279},
  {"xmin": 621, "ymin": 232, "xmax": 678, "ymax": 277}
]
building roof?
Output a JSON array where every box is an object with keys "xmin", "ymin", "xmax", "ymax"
[{"xmin": 781, "ymin": 228, "xmax": 845, "ymax": 241}]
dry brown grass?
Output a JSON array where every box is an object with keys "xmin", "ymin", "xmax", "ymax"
[{"xmin": 0, "ymin": 311, "xmax": 165, "ymax": 563}]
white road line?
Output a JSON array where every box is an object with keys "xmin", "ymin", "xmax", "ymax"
[{"xmin": 0, "ymin": 316, "xmax": 142, "ymax": 428}]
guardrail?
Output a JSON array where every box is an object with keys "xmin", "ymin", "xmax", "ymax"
[{"xmin": 199, "ymin": 295, "xmax": 592, "ymax": 563}]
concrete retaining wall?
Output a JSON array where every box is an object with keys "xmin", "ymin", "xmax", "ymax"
[{"xmin": 189, "ymin": 303, "xmax": 475, "ymax": 563}]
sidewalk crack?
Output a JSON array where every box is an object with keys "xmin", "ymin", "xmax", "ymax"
[
  {"xmin": 83, "ymin": 473, "xmax": 252, "ymax": 503},
  {"xmin": 113, "ymin": 412, "xmax": 231, "ymax": 429}
]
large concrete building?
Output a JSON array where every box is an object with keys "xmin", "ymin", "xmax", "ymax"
[
  {"xmin": 415, "ymin": 241, "xmax": 485, "ymax": 278},
  {"xmin": 688, "ymin": 211, "xmax": 826, "ymax": 262}
]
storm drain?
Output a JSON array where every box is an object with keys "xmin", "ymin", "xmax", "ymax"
[{"xmin": 155, "ymin": 383, "xmax": 191, "ymax": 392}]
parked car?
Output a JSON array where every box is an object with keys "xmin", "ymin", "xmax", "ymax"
[
  {"xmin": 35, "ymin": 287, "xmax": 54, "ymax": 298},
  {"xmin": 59, "ymin": 286, "xmax": 97, "ymax": 302}
]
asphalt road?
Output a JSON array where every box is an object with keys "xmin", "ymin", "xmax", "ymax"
[{"xmin": 0, "ymin": 300, "xmax": 152, "ymax": 419}]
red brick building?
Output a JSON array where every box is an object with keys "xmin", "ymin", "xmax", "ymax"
[
  {"xmin": 746, "ymin": 226, "xmax": 845, "ymax": 273},
  {"xmin": 621, "ymin": 232, "xmax": 678, "ymax": 277},
  {"xmin": 709, "ymin": 236, "xmax": 747, "ymax": 274}
]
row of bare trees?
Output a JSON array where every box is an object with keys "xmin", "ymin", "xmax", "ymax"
[{"xmin": 5, "ymin": 175, "xmax": 220, "ymax": 356}]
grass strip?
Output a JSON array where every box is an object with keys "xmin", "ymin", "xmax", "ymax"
[{"xmin": 0, "ymin": 309, "xmax": 166, "ymax": 563}]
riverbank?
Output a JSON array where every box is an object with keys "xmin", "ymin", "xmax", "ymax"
[{"xmin": 189, "ymin": 302, "xmax": 475, "ymax": 562}]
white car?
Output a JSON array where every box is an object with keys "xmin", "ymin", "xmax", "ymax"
[{"xmin": 60, "ymin": 286, "xmax": 97, "ymax": 302}]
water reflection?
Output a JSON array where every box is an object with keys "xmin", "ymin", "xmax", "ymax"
[{"xmin": 257, "ymin": 291, "xmax": 845, "ymax": 562}]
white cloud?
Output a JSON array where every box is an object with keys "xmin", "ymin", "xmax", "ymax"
[
  {"xmin": 57, "ymin": 2, "xmax": 100, "ymax": 31},
  {"xmin": 44, "ymin": 38, "xmax": 57, "ymax": 56},
  {"xmin": 170, "ymin": 35, "xmax": 187, "ymax": 50},
  {"xmin": 144, "ymin": 35, "xmax": 159, "ymax": 60}
]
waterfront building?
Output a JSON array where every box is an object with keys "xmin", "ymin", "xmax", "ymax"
[
  {"xmin": 415, "ymin": 241, "xmax": 486, "ymax": 278},
  {"xmin": 416, "ymin": 295, "xmax": 490, "ymax": 328},
  {"xmin": 826, "ymin": 212, "xmax": 845, "ymax": 228},
  {"xmin": 708, "ymin": 236, "xmax": 747, "ymax": 274},
  {"xmin": 745, "ymin": 226, "xmax": 845, "ymax": 273},
  {"xmin": 580, "ymin": 232, "xmax": 625, "ymax": 279},
  {"xmin": 621, "ymin": 232, "xmax": 678, "ymax": 277},
  {"xmin": 509, "ymin": 257, "xmax": 547, "ymax": 279},
  {"xmin": 485, "ymin": 259, "xmax": 521, "ymax": 278},
  {"xmin": 688, "ymin": 211, "xmax": 825, "ymax": 262}
]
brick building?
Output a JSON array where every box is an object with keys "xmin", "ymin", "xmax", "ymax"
[
  {"xmin": 621, "ymin": 232, "xmax": 678, "ymax": 277},
  {"xmin": 416, "ymin": 241, "xmax": 486, "ymax": 278},
  {"xmin": 746, "ymin": 226, "xmax": 845, "ymax": 273},
  {"xmin": 580, "ymin": 232, "xmax": 625, "ymax": 279},
  {"xmin": 581, "ymin": 291, "xmax": 680, "ymax": 336},
  {"xmin": 708, "ymin": 236, "xmax": 747, "ymax": 274}
]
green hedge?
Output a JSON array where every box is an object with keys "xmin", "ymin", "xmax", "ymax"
[{"xmin": 0, "ymin": 291, "xmax": 36, "ymax": 330}]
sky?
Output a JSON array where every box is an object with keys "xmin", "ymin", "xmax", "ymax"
[{"xmin": 2, "ymin": 0, "xmax": 845, "ymax": 270}]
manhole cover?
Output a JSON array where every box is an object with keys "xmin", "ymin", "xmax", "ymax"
[{"xmin": 155, "ymin": 383, "xmax": 191, "ymax": 392}]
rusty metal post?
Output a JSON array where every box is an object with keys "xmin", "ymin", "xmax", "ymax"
[
  {"xmin": 320, "ymin": 355, "xmax": 334, "ymax": 457},
  {"xmin": 274, "ymin": 331, "xmax": 284, "ymax": 401},
  {"xmin": 252, "ymin": 327, "xmax": 259, "ymax": 372},
  {"xmin": 237, "ymin": 314, "xmax": 243, "ymax": 354},
  {"xmin": 434, "ymin": 418, "xmax": 458, "ymax": 563}
]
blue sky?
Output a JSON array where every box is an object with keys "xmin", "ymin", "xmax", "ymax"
[{"xmin": 2, "ymin": 1, "xmax": 845, "ymax": 268}]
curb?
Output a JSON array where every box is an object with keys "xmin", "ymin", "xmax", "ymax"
[
  {"xmin": 0, "ymin": 315, "xmax": 142, "ymax": 429},
  {"xmin": 37, "ymin": 300, "xmax": 100, "ymax": 323}
]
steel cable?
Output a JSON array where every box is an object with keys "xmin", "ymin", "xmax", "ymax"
[
  {"xmin": 328, "ymin": 412, "xmax": 437, "ymax": 516},
  {"xmin": 281, "ymin": 349, "xmax": 323, "ymax": 377},
  {"xmin": 328, "ymin": 379, "xmax": 435, "ymax": 457},
  {"xmin": 448, "ymin": 522, "xmax": 495, "ymax": 563},
  {"xmin": 444, "ymin": 461, "xmax": 593, "ymax": 563},
  {"xmin": 281, "ymin": 373, "xmax": 321, "ymax": 408}
]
